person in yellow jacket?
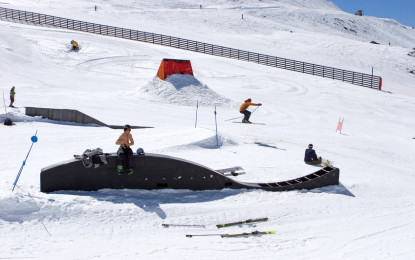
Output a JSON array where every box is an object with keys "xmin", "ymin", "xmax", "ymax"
[
  {"xmin": 70, "ymin": 40, "xmax": 79, "ymax": 52},
  {"xmin": 115, "ymin": 124, "xmax": 134, "ymax": 175},
  {"xmin": 239, "ymin": 98, "xmax": 261, "ymax": 123}
]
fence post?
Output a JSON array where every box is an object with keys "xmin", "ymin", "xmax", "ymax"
[
  {"xmin": 361, "ymin": 73, "xmax": 363, "ymax": 86},
  {"xmin": 371, "ymin": 67, "xmax": 373, "ymax": 88},
  {"xmin": 379, "ymin": 77, "xmax": 382, "ymax": 91}
]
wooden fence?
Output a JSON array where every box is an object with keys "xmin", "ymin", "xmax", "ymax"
[{"xmin": 0, "ymin": 6, "xmax": 382, "ymax": 90}]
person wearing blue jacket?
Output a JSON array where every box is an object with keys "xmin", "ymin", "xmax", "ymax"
[{"xmin": 304, "ymin": 144, "xmax": 322, "ymax": 165}]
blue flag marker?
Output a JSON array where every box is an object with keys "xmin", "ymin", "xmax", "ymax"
[
  {"xmin": 12, "ymin": 130, "xmax": 38, "ymax": 191},
  {"xmin": 195, "ymin": 100, "xmax": 198, "ymax": 128},
  {"xmin": 214, "ymin": 106, "xmax": 218, "ymax": 147}
]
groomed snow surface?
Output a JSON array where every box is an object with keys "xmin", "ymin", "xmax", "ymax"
[{"xmin": 1, "ymin": 0, "xmax": 415, "ymax": 259}]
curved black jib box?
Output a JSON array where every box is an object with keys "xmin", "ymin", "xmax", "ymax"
[{"xmin": 40, "ymin": 153, "xmax": 339, "ymax": 192}]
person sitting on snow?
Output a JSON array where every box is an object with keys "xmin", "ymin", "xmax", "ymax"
[
  {"xmin": 70, "ymin": 40, "xmax": 79, "ymax": 52},
  {"xmin": 239, "ymin": 98, "xmax": 261, "ymax": 123},
  {"xmin": 304, "ymin": 144, "xmax": 322, "ymax": 165}
]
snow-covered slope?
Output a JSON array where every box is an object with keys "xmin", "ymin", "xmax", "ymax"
[
  {"xmin": 5, "ymin": 0, "xmax": 415, "ymax": 47},
  {"xmin": 3, "ymin": 0, "xmax": 415, "ymax": 96},
  {"xmin": 1, "ymin": 0, "xmax": 414, "ymax": 259}
]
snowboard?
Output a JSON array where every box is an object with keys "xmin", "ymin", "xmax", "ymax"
[
  {"xmin": 321, "ymin": 158, "xmax": 333, "ymax": 167},
  {"xmin": 215, "ymin": 166, "xmax": 245, "ymax": 176}
]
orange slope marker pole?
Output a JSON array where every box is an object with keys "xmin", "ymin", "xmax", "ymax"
[{"xmin": 336, "ymin": 117, "xmax": 344, "ymax": 134}]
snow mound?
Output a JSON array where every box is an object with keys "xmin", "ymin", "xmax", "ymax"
[
  {"xmin": 0, "ymin": 194, "xmax": 40, "ymax": 223},
  {"xmin": 0, "ymin": 108, "xmax": 101, "ymax": 127},
  {"xmin": 135, "ymin": 75, "xmax": 237, "ymax": 108},
  {"xmin": 0, "ymin": 107, "xmax": 37, "ymax": 124}
]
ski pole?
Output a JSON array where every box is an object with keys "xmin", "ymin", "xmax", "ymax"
[
  {"xmin": 225, "ymin": 115, "xmax": 243, "ymax": 122},
  {"xmin": 2, "ymin": 90, "xmax": 8, "ymax": 117},
  {"xmin": 250, "ymin": 105, "xmax": 261, "ymax": 115},
  {"xmin": 162, "ymin": 224, "xmax": 206, "ymax": 228},
  {"xmin": 195, "ymin": 100, "xmax": 198, "ymax": 128},
  {"xmin": 186, "ymin": 233, "xmax": 224, "ymax": 238},
  {"xmin": 12, "ymin": 130, "xmax": 38, "ymax": 191},
  {"xmin": 214, "ymin": 105, "xmax": 219, "ymax": 147}
]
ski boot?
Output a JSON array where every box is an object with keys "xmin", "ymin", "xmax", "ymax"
[
  {"xmin": 127, "ymin": 169, "xmax": 134, "ymax": 175},
  {"xmin": 117, "ymin": 165, "xmax": 124, "ymax": 175}
]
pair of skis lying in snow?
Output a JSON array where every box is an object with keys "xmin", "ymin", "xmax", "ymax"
[
  {"xmin": 187, "ymin": 230, "xmax": 275, "ymax": 238},
  {"xmin": 162, "ymin": 217, "xmax": 275, "ymax": 238}
]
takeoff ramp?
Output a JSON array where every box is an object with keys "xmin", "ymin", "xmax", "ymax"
[{"xmin": 25, "ymin": 107, "xmax": 152, "ymax": 129}]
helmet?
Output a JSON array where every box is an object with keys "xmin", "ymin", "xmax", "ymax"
[
  {"xmin": 71, "ymin": 40, "xmax": 74, "ymax": 44},
  {"xmin": 308, "ymin": 144, "xmax": 313, "ymax": 148},
  {"xmin": 136, "ymin": 148, "xmax": 145, "ymax": 155}
]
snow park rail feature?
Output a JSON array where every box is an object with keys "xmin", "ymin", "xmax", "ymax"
[
  {"xmin": 0, "ymin": 6, "xmax": 381, "ymax": 90},
  {"xmin": 40, "ymin": 152, "xmax": 339, "ymax": 192}
]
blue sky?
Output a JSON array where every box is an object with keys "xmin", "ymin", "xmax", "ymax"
[{"xmin": 331, "ymin": 0, "xmax": 415, "ymax": 27}]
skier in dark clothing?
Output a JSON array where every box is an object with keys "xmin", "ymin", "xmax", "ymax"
[
  {"xmin": 115, "ymin": 124, "xmax": 134, "ymax": 175},
  {"xmin": 304, "ymin": 144, "xmax": 322, "ymax": 165}
]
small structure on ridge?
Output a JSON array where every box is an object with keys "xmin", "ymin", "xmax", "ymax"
[{"xmin": 157, "ymin": 59, "xmax": 194, "ymax": 80}]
